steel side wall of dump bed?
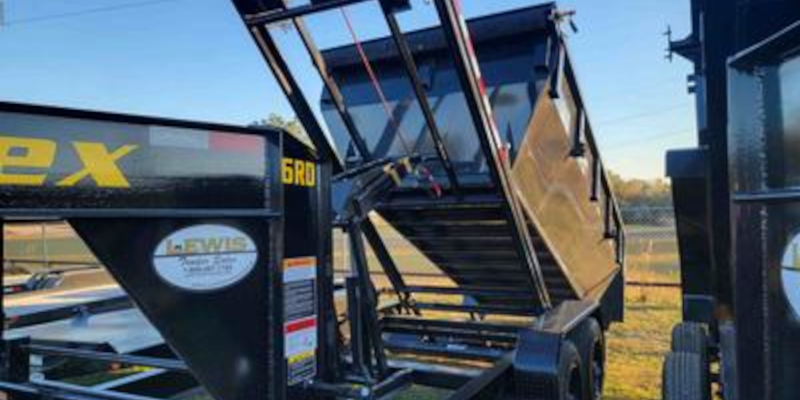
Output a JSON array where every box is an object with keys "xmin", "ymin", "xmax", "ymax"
[
  {"xmin": 319, "ymin": 4, "xmax": 623, "ymax": 306},
  {"xmin": 510, "ymin": 64, "xmax": 619, "ymax": 300}
]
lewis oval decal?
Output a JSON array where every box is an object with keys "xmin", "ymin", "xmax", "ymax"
[{"xmin": 153, "ymin": 225, "xmax": 258, "ymax": 292}]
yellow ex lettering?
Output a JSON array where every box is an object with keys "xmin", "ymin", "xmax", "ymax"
[
  {"xmin": 0, "ymin": 135, "xmax": 137, "ymax": 188},
  {"xmin": 0, "ymin": 136, "xmax": 56, "ymax": 186},
  {"xmin": 57, "ymin": 142, "xmax": 137, "ymax": 188}
]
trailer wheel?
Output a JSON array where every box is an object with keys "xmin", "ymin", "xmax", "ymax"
[
  {"xmin": 572, "ymin": 318, "xmax": 604, "ymax": 400},
  {"xmin": 558, "ymin": 341, "xmax": 584, "ymax": 400},
  {"xmin": 662, "ymin": 352, "xmax": 707, "ymax": 400},
  {"xmin": 671, "ymin": 322, "xmax": 708, "ymax": 359}
]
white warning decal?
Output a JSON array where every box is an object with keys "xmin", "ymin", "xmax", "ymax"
[
  {"xmin": 283, "ymin": 256, "xmax": 318, "ymax": 385},
  {"xmin": 153, "ymin": 225, "xmax": 257, "ymax": 292}
]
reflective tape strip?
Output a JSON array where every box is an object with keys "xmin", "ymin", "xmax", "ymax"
[
  {"xmin": 288, "ymin": 350, "xmax": 315, "ymax": 364},
  {"xmin": 450, "ymin": 0, "xmax": 504, "ymax": 149},
  {"xmin": 149, "ymin": 126, "xmax": 209, "ymax": 150},
  {"xmin": 209, "ymin": 132, "xmax": 263, "ymax": 153},
  {"xmin": 285, "ymin": 317, "xmax": 317, "ymax": 334},
  {"xmin": 383, "ymin": 164, "xmax": 402, "ymax": 186}
]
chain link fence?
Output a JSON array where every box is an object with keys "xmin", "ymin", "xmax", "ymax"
[
  {"xmin": 3, "ymin": 207, "xmax": 682, "ymax": 284},
  {"xmin": 2, "ymin": 222, "xmax": 97, "ymax": 275},
  {"xmin": 621, "ymin": 206, "xmax": 680, "ymax": 286}
]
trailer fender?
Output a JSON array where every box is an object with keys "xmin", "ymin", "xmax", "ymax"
[
  {"xmin": 513, "ymin": 329, "xmax": 562, "ymax": 397},
  {"xmin": 513, "ymin": 300, "xmax": 598, "ymax": 398}
]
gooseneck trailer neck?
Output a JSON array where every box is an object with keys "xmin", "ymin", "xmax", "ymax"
[
  {"xmin": 0, "ymin": 102, "xmax": 294, "ymax": 400},
  {"xmin": 0, "ymin": 2, "xmax": 625, "ymax": 400}
]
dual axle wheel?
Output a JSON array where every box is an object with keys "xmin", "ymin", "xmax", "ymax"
[
  {"xmin": 555, "ymin": 317, "xmax": 606, "ymax": 400},
  {"xmin": 511, "ymin": 316, "xmax": 605, "ymax": 400},
  {"xmin": 662, "ymin": 322, "xmax": 711, "ymax": 400}
]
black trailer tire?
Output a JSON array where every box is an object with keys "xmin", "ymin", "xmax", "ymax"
[
  {"xmin": 671, "ymin": 322, "xmax": 708, "ymax": 357},
  {"xmin": 571, "ymin": 317, "xmax": 605, "ymax": 400},
  {"xmin": 558, "ymin": 341, "xmax": 585, "ymax": 400},
  {"xmin": 662, "ymin": 352, "xmax": 707, "ymax": 400},
  {"xmin": 671, "ymin": 321, "xmax": 709, "ymax": 376}
]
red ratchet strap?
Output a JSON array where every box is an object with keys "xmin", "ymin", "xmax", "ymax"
[
  {"xmin": 340, "ymin": 7, "xmax": 443, "ymax": 198},
  {"xmin": 340, "ymin": 7, "xmax": 412, "ymax": 154}
]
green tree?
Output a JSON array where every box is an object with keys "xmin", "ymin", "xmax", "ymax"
[
  {"xmin": 608, "ymin": 171, "xmax": 672, "ymax": 208},
  {"xmin": 251, "ymin": 113, "xmax": 313, "ymax": 148}
]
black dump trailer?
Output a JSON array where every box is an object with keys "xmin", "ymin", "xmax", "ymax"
[
  {"xmin": 665, "ymin": 1, "xmax": 800, "ymax": 399},
  {"xmin": 232, "ymin": 1, "xmax": 625, "ymax": 399},
  {"xmin": 0, "ymin": 1, "xmax": 624, "ymax": 400}
]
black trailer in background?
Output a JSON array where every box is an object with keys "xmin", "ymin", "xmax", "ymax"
[{"xmin": 665, "ymin": 1, "xmax": 800, "ymax": 399}]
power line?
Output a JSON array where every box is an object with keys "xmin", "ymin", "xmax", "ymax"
[
  {"xmin": 595, "ymin": 103, "xmax": 691, "ymax": 126},
  {"xmin": 601, "ymin": 129, "xmax": 693, "ymax": 153},
  {"xmin": 2, "ymin": 0, "xmax": 182, "ymax": 27}
]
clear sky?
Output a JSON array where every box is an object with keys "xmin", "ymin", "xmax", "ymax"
[{"xmin": 0, "ymin": 0, "xmax": 696, "ymax": 179}]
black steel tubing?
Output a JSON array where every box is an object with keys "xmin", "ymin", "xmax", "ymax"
[
  {"xmin": 348, "ymin": 223, "xmax": 389, "ymax": 376},
  {"xmin": 249, "ymin": 25, "xmax": 344, "ymax": 172},
  {"xmin": 604, "ymin": 194, "xmax": 614, "ymax": 239},
  {"xmin": 7, "ymin": 296, "xmax": 132, "ymax": 330},
  {"xmin": 345, "ymin": 277, "xmax": 371, "ymax": 380},
  {"xmin": 381, "ymin": 316, "xmax": 525, "ymax": 334},
  {"xmin": 0, "ymin": 380, "xmax": 150, "ymax": 400},
  {"xmin": 381, "ymin": 323, "xmax": 517, "ymax": 343},
  {"xmin": 570, "ymin": 109, "xmax": 586, "ymax": 157},
  {"xmin": 590, "ymin": 157, "xmax": 600, "ymax": 202},
  {"xmin": 292, "ymin": 18, "xmax": 373, "ymax": 162},
  {"xmin": 445, "ymin": 355, "xmax": 513, "ymax": 400},
  {"xmin": 26, "ymin": 345, "xmax": 189, "ymax": 372},
  {"xmin": 245, "ymin": 0, "xmax": 373, "ymax": 26},
  {"xmin": 402, "ymin": 285, "xmax": 531, "ymax": 298},
  {"xmin": 380, "ymin": 1, "xmax": 461, "ymax": 193},
  {"xmin": 383, "ymin": 338, "xmax": 507, "ymax": 361},
  {"xmin": 0, "ymin": 209, "xmax": 280, "ymax": 219},
  {"xmin": 414, "ymin": 302, "xmax": 538, "ymax": 317},
  {"xmin": 361, "ymin": 220, "xmax": 410, "ymax": 298},
  {"xmin": 431, "ymin": 0, "xmax": 551, "ymax": 309}
]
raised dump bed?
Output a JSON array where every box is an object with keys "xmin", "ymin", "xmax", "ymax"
[
  {"xmin": 319, "ymin": 4, "xmax": 624, "ymax": 311},
  {"xmin": 227, "ymin": 0, "xmax": 626, "ymax": 398}
]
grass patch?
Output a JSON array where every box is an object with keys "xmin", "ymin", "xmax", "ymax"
[
  {"xmin": 604, "ymin": 288, "xmax": 680, "ymax": 400},
  {"xmin": 393, "ymin": 386, "xmax": 452, "ymax": 400}
]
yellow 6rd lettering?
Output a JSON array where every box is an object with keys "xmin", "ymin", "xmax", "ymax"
[
  {"xmin": 0, "ymin": 135, "xmax": 137, "ymax": 188},
  {"xmin": 282, "ymin": 158, "xmax": 316, "ymax": 187}
]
